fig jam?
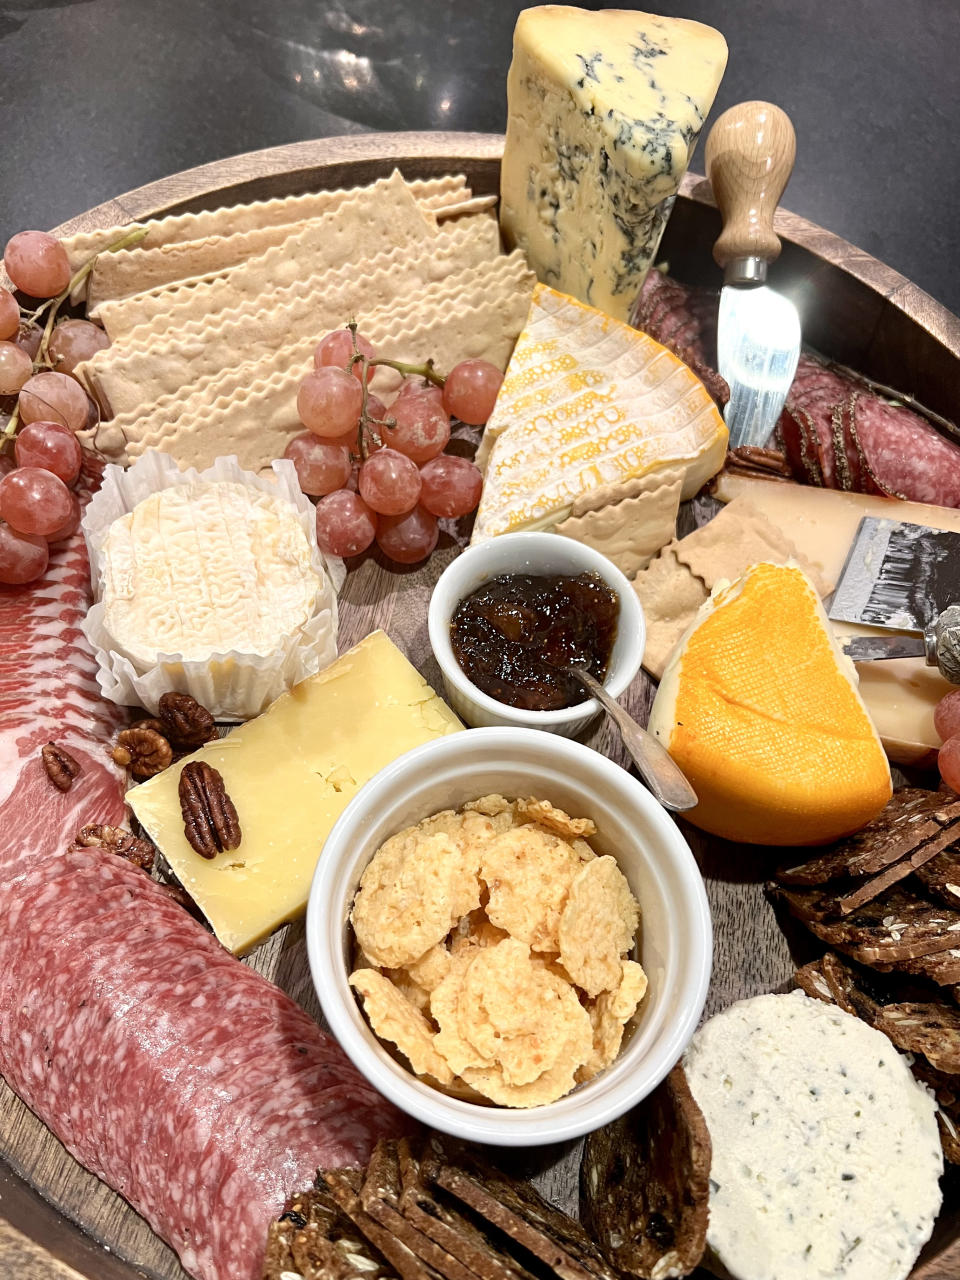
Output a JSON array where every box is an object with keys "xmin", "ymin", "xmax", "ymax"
[{"xmin": 450, "ymin": 572, "xmax": 619, "ymax": 711}]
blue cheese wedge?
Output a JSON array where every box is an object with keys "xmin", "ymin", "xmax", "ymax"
[
  {"xmin": 684, "ymin": 991, "xmax": 942, "ymax": 1280},
  {"xmin": 500, "ymin": 6, "xmax": 727, "ymax": 322}
]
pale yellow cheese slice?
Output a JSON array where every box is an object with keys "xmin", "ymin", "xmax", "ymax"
[
  {"xmin": 471, "ymin": 284, "xmax": 727, "ymax": 540},
  {"xmin": 715, "ymin": 475, "xmax": 960, "ymax": 766},
  {"xmin": 648, "ymin": 562, "xmax": 892, "ymax": 846},
  {"xmin": 128, "ymin": 631, "xmax": 462, "ymax": 954}
]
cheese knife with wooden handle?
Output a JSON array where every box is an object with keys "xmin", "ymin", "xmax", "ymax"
[{"xmin": 705, "ymin": 100, "xmax": 801, "ymax": 448}]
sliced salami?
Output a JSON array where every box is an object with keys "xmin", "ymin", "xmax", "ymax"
[{"xmin": 0, "ymin": 848, "xmax": 408, "ymax": 1280}]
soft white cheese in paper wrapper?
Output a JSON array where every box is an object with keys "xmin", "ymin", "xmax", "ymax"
[{"xmin": 82, "ymin": 451, "xmax": 344, "ymax": 719}]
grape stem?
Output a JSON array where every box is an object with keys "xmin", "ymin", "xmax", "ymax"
[
  {"xmin": 27, "ymin": 225, "xmax": 150, "ymax": 370},
  {"xmin": 345, "ymin": 322, "xmax": 445, "ymax": 462}
]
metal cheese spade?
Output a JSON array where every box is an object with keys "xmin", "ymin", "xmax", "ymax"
[{"xmin": 705, "ymin": 101, "xmax": 801, "ymax": 448}]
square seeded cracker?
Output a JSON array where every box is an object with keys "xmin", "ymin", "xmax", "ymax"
[
  {"xmin": 426, "ymin": 1139, "xmax": 618, "ymax": 1280},
  {"xmin": 263, "ymin": 1177, "xmax": 396, "ymax": 1280},
  {"xmin": 397, "ymin": 1139, "xmax": 539, "ymax": 1280},
  {"xmin": 360, "ymin": 1142, "xmax": 479, "ymax": 1280},
  {"xmin": 777, "ymin": 789, "xmax": 960, "ymax": 886},
  {"xmin": 579, "ymin": 1064, "xmax": 711, "ymax": 1279},
  {"xmin": 324, "ymin": 1168, "xmax": 447, "ymax": 1280}
]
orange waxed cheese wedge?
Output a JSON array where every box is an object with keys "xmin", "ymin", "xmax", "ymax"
[{"xmin": 647, "ymin": 562, "xmax": 892, "ymax": 846}]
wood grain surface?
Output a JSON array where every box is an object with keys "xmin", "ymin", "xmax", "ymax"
[{"xmin": 3, "ymin": 131, "xmax": 959, "ymax": 1280}]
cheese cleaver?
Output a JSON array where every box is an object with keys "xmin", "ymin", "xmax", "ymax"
[
  {"xmin": 705, "ymin": 101, "xmax": 801, "ymax": 448},
  {"xmin": 829, "ymin": 516, "xmax": 960, "ymax": 683}
]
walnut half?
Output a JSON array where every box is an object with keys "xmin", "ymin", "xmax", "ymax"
[
  {"xmin": 77, "ymin": 823, "xmax": 156, "ymax": 871},
  {"xmin": 179, "ymin": 761, "xmax": 241, "ymax": 859},
  {"xmin": 112, "ymin": 726, "xmax": 173, "ymax": 778}
]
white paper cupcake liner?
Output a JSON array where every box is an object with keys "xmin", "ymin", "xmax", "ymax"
[{"xmin": 82, "ymin": 451, "xmax": 346, "ymax": 721}]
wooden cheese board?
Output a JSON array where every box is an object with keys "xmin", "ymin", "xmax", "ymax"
[{"xmin": 3, "ymin": 130, "xmax": 960, "ymax": 1280}]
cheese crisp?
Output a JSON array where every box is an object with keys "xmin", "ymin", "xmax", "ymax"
[{"xmin": 348, "ymin": 795, "xmax": 646, "ymax": 1107}]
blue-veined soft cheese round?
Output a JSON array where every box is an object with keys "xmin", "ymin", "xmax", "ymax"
[{"xmin": 684, "ymin": 990, "xmax": 942, "ymax": 1280}]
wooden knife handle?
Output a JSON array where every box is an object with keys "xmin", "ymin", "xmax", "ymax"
[{"xmin": 705, "ymin": 101, "xmax": 797, "ymax": 272}]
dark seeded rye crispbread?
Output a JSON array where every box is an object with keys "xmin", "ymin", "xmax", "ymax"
[
  {"xmin": 263, "ymin": 1175, "xmax": 396, "ymax": 1280},
  {"xmin": 914, "ymin": 844, "xmax": 960, "ymax": 908},
  {"xmin": 874, "ymin": 946, "xmax": 960, "ymax": 985},
  {"xmin": 776, "ymin": 789, "xmax": 960, "ymax": 885},
  {"xmin": 872, "ymin": 1002, "xmax": 960, "ymax": 1073},
  {"xmin": 773, "ymin": 883, "xmax": 960, "ymax": 961},
  {"xmin": 324, "ymin": 1168, "xmax": 446, "ymax": 1280},
  {"xmin": 426, "ymin": 1138, "xmax": 618, "ymax": 1280},
  {"xmin": 579, "ymin": 1064, "xmax": 711, "ymax": 1279},
  {"xmin": 794, "ymin": 952, "xmax": 880, "ymax": 1020},
  {"xmin": 397, "ymin": 1139, "xmax": 538, "ymax": 1280},
  {"xmin": 911, "ymin": 1057, "xmax": 960, "ymax": 1164},
  {"xmin": 360, "ymin": 1142, "xmax": 479, "ymax": 1280}
]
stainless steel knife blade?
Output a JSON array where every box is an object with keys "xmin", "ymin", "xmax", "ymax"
[
  {"xmin": 716, "ymin": 282, "xmax": 800, "ymax": 447},
  {"xmin": 705, "ymin": 101, "xmax": 802, "ymax": 448},
  {"xmin": 843, "ymin": 635, "xmax": 926, "ymax": 662}
]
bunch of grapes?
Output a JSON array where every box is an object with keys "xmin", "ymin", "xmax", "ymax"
[
  {"xmin": 0, "ymin": 230, "xmax": 112, "ymax": 585},
  {"xmin": 283, "ymin": 328, "xmax": 502, "ymax": 565}
]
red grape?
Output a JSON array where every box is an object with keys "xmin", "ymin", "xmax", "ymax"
[
  {"xmin": 358, "ymin": 448, "xmax": 421, "ymax": 515},
  {"xmin": 19, "ymin": 371, "xmax": 89, "ymax": 432},
  {"xmin": 315, "ymin": 490, "xmax": 378, "ymax": 557},
  {"xmin": 419, "ymin": 455, "xmax": 483, "ymax": 518},
  {"xmin": 283, "ymin": 433, "xmax": 351, "ymax": 496},
  {"xmin": 16, "ymin": 320, "xmax": 42, "ymax": 360},
  {"xmin": 297, "ymin": 367, "xmax": 363, "ymax": 438},
  {"xmin": 376, "ymin": 506, "xmax": 439, "ymax": 565},
  {"xmin": 314, "ymin": 329, "xmax": 375, "ymax": 380},
  {"xmin": 935, "ymin": 690, "xmax": 960, "ymax": 743},
  {"xmin": 0, "ymin": 340, "xmax": 32, "ymax": 394},
  {"xmin": 442, "ymin": 359, "xmax": 503, "ymax": 425},
  {"xmin": 14, "ymin": 421, "xmax": 83, "ymax": 485},
  {"xmin": 0, "ymin": 521, "xmax": 48, "ymax": 584},
  {"xmin": 0, "ymin": 466, "xmax": 74, "ymax": 537},
  {"xmin": 939, "ymin": 735, "xmax": 960, "ymax": 793},
  {"xmin": 4, "ymin": 231, "xmax": 71, "ymax": 298},
  {"xmin": 384, "ymin": 384, "xmax": 451, "ymax": 463},
  {"xmin": 47, "ymin": 319, "xmax": 110, "ymax": 375},
  {"xmin": 46, "ymin": 491, "xmax": 81, "ymax": 543},
  {"xmin": 0, "ymin": 287, "xmax": 19, "ymax": 341}
]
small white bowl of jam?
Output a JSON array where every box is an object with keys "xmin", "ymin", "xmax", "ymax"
[{"xmin": 428, "ymin": 533, "xmax": 645, "ymax": 736}]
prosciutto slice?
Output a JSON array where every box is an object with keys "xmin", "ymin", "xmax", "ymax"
[{"xmin": 0, "ymin": 459, "xmax": 127, "ymax": 868}]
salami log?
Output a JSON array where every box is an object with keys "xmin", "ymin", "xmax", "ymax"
[{"xmin": 0, "ymin": 848, "xmax": 409, "ymax": 1280}]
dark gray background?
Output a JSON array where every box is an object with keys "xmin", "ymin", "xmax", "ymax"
[{"xmin": 1, "ymin": 0, "xmax": 958, "ymax": 315}]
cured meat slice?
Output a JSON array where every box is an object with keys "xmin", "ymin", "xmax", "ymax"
[
  {"xmin": 0, "ymin": 848, "xmax": 408, "ymax": 1280},
  {"xmin": 0, "ymin": 458, "xmax": 126, "ymax": 870},
  {"xmin": 631, "ymin": 270, "xmax": 728, "ymax": 407},
  {"xmin": 780, "ymin": 354, "xmax": 960, "ymax": 507}
]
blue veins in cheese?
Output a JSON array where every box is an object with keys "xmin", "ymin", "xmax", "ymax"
[
  {"xmin": 684, "ymin": 991, "xmax": 942, "ymax": 1280},
  {"xmin": 499, "ymin": 6, "xmax": 727, "ymax": 322}
]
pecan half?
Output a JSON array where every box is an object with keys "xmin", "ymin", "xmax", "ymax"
[
  {"xmin": 112, "ymin": 726, "xmax": 173, "ymax": 778},
  {"xmin": 42, "ymin": 743, "xmax": 82, "ymax": 792},
  {"xmin": 77, "ymin": 823, "xmax": 156, "ymax": 870},
  {"xmin": 179, "ymin": 761, "xmax": 241, "ymax": 859},
  {"xmin": 158, "ymin": 692, "xmax": 217, "ymax": 749}
]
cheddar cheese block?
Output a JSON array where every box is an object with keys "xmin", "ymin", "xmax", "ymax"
[
  {"xmin": 500, "ymin": 6, "xmax": 727, "ymax": 322},
  {"xmin": 648, "ymin": 563, "xmax": 892, "ymax": 845},
  {"xmin": 128, "ymin": 631, "xmax": 463, "ymax": 953},
  {"xmin": 714, "ymin": 475, "xmax": 960, "ymax": 765},
  {"xmin": 472, "ymin": 284, "xmax": 727, "ymax": 541}
]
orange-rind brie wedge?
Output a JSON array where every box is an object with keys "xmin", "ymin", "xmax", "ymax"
[
  {"xmin": 648, "ymin": 562, "xmax": 893, "ymax": 846},
  {"xmin": 471, "ymin": 284, "xmax": 727, "ymax": 542}
]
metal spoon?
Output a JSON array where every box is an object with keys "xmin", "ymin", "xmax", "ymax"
[{"xmin": 567, "ymin": 667, "xmax": 699, "ymax": 813}]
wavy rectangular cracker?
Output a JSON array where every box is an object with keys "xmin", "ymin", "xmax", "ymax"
[
  {"xmin": 122, "ymin": 253, "xmax": 534, "ymax": 473},
  {"xmin": 64, "ymin": 172, "xmax": 470, "ymax": 297},
  {"xmin": 81, "ymin": 217, "xmax": 503, "ymax": 422},
  {"xmin": 80, "ymin": 171, "xmax": 439, "ymax": 357},
  {"xmin": 83, "ymin": 170, "xmax": 439, "ymax": 313}
]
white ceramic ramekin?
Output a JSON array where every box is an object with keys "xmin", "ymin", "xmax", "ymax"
[
  {"xmin": 427, "ymin": 532, "xmax": 645, "ymax": 737},
  {"xmin": 306, "ymin": 727, "xmax": 712, "ymax": 1147}
]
